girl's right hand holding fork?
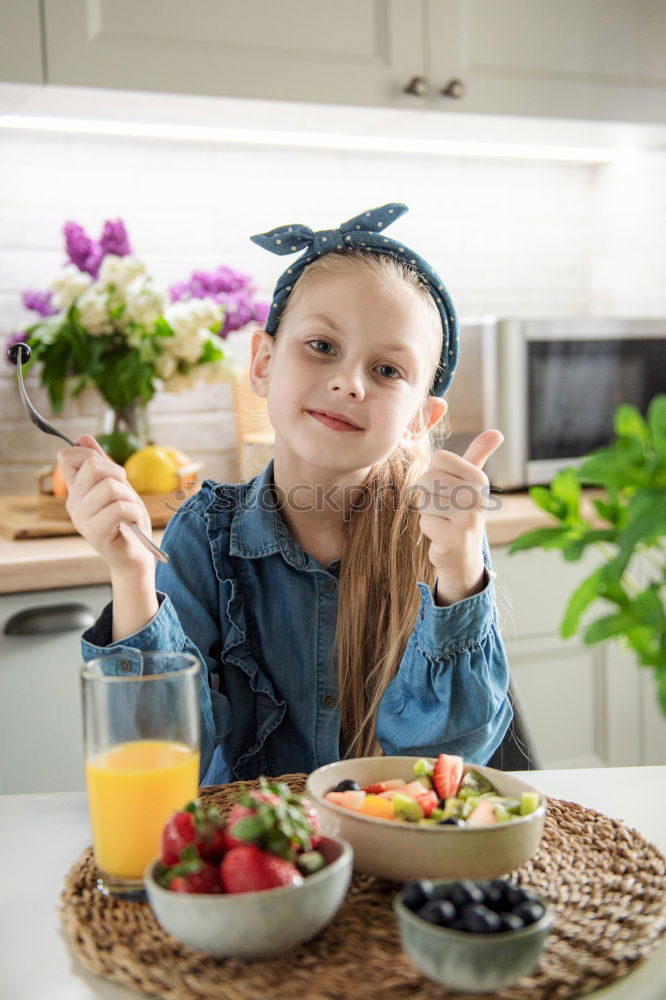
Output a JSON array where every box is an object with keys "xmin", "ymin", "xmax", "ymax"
[{"xmin": 58, "ymin": 435, "xmax": 160, "ymax": 640}]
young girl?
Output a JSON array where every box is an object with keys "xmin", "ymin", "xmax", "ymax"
[{"xmin": 59, "ymin": 202, "xmax": 512, "ymax": 786}]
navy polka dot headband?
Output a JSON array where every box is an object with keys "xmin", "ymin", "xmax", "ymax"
[{"xmin": 250, "ymin": 202, "xmax": 458, "ymax": 396}]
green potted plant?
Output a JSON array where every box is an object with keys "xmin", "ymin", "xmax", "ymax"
[{"xmin": 507, "ymin": 396, "xmax": 666, "ymax": 716}]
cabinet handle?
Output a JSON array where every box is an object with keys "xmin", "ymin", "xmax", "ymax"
[
  {"xmin": 441, "ymin": 78, "xmax": 466, "ymax": 99},
  {"xmin": 3, "ymin": 602, "xmax": 96, "ymax": 636},
  {"xmin": 404, "ymin": 76, "xmax": 429, "ymax": 97}
]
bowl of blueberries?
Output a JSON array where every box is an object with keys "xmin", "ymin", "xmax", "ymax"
[{"xmin": 393, "ymin": 876, "xmax": 553, "ymax": 993}]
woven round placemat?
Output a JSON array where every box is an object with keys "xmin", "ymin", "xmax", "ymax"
[{"xmin": 60, "ymin": 774, "xmax": 666, "ymax": 1000}]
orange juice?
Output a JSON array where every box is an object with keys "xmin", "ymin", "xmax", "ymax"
[{"xmin": 86, "ymin": 739, "xmax": 199, "ymax": 879}]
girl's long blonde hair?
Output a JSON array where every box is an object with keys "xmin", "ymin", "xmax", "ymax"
[{"xmin": 276, "ymin": 250, "xmax": 450, "ymax": 758}]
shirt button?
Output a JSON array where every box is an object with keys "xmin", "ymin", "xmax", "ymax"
[
  {"xmin": 324, "ymin": 579, "xmax": 337, "ymax": 593},
  {"xmin": 322, "ymin": 693, "xmax": 338, "ymax": 709},
  {"xmin": 119, "ymin": 658, "xmax": 132, "ymax": 673}
]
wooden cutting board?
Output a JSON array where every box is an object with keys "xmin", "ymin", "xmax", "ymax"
[{"xmin": 0, "ymin": 495, "xmax": 80, "ymax": 539}]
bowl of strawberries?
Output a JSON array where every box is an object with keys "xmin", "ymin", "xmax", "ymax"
[
  {"xmin": 144, "ymin": 778, "xmax": 353, "ymax": 959},
  {"xmin": 305, "ymin": 756, "xmax": 546, "ymax": 882}
]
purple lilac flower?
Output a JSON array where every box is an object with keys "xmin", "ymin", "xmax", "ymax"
[
  {"xmin": 169, "ymin": 265, "xmax": 270, "ymax": 337},
  {"xmin": 63, "ymin": 222, "xmax": 102, "ymax": 278},
  {"xmin": 100, "ymin": 219, "xmax": 132, "ymax": 258},
  {"xmin": 4, "ymin": 330, "xmax": 29, "ymax": 368},
  {"xmin": 22, "ymin": 289, "xmax": 58, "ymax": 317}
]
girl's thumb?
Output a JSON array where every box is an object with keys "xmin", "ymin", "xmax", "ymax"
[{"xmin": 76, "ymin": 434, "xmax": 110, "ymax": 458}]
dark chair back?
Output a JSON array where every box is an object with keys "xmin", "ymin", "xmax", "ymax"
[{"xmin": 486, "ymin": 682, "xmax": 542, "ymax": 771}]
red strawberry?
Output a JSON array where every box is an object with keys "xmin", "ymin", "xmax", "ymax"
[
  {"xmin": 161, "ymin": 799, "xmax": 226, "ymax": 865},
  {"xmin": 168, "ymin": 863, "xmax": 222, "ymax": 894},
  {"xmin": 223, "ymin": 791, "xmax": 280, "ymax": 851},
  {"xmin": 415, "ymin": 789, "xmax": 439, "ymax": 817},
  {"xmin": 161, "ymin": 809, "xmax": 196, "ymax": 865},
  {"xmin": 223, "ymin": 783, "xmax": 317, "ymax": 859},
  {"xmin": 197, "ymin": 822, "xmax": 227, "ymax": 863},
  {"xmin": 433, "ymin": 754, "xmax": 464, "ymax": 800},
  {"xmin": 363, "ymin": 779, "xmax": 406, "ymax": 794},
  {"xmin": 159, "ymin": 845, "xmax": 222, "ymax": 894},
  {"xmin": 220, "ymin": 845, "xmax": 304, "ymax": 893},
  {"xmin": 223, "ymin": 802, "xmax": 256, "ymax": 851}
]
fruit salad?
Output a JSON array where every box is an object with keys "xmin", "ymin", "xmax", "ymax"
[
  {"xmin": 324, "ymin": 755, "xmax": 541, "ymax": 826},
  {"xmin": 155, "ymin": 778, "xmax": 325, "ymax": 894},
  {"xmin": 400, "ymin": 876, "xmax": 549, "ymax": 933}
]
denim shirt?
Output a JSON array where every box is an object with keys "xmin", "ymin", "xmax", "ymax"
[{"xmin": 81, "ymin": 461, "xmax": 512, "ymax": 785}]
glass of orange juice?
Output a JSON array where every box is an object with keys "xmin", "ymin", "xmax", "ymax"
[{"xmin": 81, "ymin": 652, "xmax": 200, "ymax": 900}]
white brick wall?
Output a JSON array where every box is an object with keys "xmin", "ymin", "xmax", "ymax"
[
  {"xmin": 590, "ymin": 151, "xmax": 666, "ymax": 316},
  {"xmin": 2, "ymin": 125, "xmax": 662, "ymax": 494}
]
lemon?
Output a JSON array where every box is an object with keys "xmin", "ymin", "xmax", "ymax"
[{"xmin": 124, "ymin": 445, "xmax": 180, "ymax": 494}]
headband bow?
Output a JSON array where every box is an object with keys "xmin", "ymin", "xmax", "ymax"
[{"xmin": 250, "ymin": 202, "xmax": 458, "ymax": 396}]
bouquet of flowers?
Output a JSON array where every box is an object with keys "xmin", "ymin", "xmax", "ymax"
[{"xmin": 6, "ymin": 219, "xmax": 269, "ymax": 462}]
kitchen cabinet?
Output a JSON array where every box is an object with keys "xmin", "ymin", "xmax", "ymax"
[
  {"xmin": 40, "ymin": 0, "xmax": 424, "ymax": 109},
  {"xmin": 33, "ymin": 0, "xmax": 666, "ymax": 124},
  {"xmin": 427, "ymin": 0, "xmax": 666, "ymax": 124},
  {"xmin": 491, "ymin": 546, "xmax": 666, "ymax": 769},
  {"xmin": 0, "ymin": 584, "xmax": 111, "ymax": 794},
  {"xmin": 0, "ymin": 0, "xmax": 43, "ymax": 83}
]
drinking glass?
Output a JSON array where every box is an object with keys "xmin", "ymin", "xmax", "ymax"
[{"xmin": 81, "ymin": 652, "xmax": 200, "ymax": 900}]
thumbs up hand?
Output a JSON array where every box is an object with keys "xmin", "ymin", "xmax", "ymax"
[{"xmin": 417, "ymin": 430, "xmax": 503, "ymax": 606}]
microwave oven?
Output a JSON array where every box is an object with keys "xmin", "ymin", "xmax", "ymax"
[{"xmin": 443, "ymin": 317, "xmax": 666, "ymax": 491}]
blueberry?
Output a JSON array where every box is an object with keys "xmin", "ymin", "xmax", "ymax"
[
  {"xmin": 447, "ymin": 880, "xmax": 485, "ymax": 909},
  {"xmin": 459, "ymin": 903, "xmax": 502, "ymax": 934},
  {"xmin": 418, "ymin": 899, "xmax": 457, "ymax": 926},
  {"xmin": 400, "ymin": 878, "xmax": 434, "ymax": 911},
  {"xmin": 482, "ymin": 883, "xmax": 506, "ymax": 909},
  {"xmin": 438, "ymin": 817, "xmax": 465, "ymax": 826},
  {"xmin": 504, "ymin": 884, "xmax": 531, "ymax": 908},
  {"xmin": 498, "ymin": 911, "xmax": 525, "ymax": 933},
  {"xmin": 513, "ymin": 900, "xmax": 546, "ymax": 926},
  {"xmin": 332, "ymin": 779, "xmax": 361, "ymax": 792},
  {"xmin": 432, "ymin": 882, "xmax": 456, "ymax": 900}
]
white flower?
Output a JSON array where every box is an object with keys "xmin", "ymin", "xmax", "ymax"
[
  {"xmin": 77, "ymin": 288, "xmax": 114, "ymax": 336},
  {"xmin": 163, "ymin": 299, "xmax": 223, "ymax": 365},
  {"xmin": 125, "ymin": 286, "xmax": 165, "ymax": 328},
  {"xmin": 51, "ymin": 265, "xmax": 91, "ymax": 310},
  {"xmin": 155, "ymin": 351, "xmax": 177, "ymax": 380},
  {"xmin": 98, "ymin": 254, "xmax": 146, "ymax": 291}
]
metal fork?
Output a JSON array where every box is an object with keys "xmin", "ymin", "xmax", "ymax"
[{"xmin": 7, "ymin": 342, "xmax": 168, "ymax": 563}]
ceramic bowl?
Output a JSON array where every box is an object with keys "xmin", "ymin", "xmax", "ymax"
[
  {"xmin": 305, "ymin": 757, "xmax": 546, "ymax": 882},
  {"xmin": 144, "ymin": 834, "xmax": 353, "ymax": 959},
  {"xmin": 393, "ymin": 879, "xmax": 553, "ymax": 993}
]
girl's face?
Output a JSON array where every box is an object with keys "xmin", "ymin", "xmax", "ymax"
[{"xmin": 250, "ymin": 266, "xmax": 446, "ymax": 475}]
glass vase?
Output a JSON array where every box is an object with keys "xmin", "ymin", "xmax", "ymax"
[{"xmin": 99, "ymin": 399, "xmax": 152, "ymax": 464}]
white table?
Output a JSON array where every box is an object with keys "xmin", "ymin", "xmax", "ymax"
[{"xmin": 1, "ymin": 767, "xmax": 664, "ymax": 1000}]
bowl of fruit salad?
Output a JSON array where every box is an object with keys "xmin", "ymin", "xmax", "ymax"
[
  {"xmin": 144, "ymin": 779, "xmax": 353, "ymax": 959},
  {"xmin": 394, "ymin": 876, "xmax": 553, "ymax": 993},
  {"xmin": 305, "ymin": 755, "xmax": 545, "ymax": 882}
]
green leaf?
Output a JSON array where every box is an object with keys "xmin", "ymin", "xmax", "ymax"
[
  {"xmin": 629, "ymin": 584, "xmax": 665, "ymax": 628},
  {"xmin": 614, "ymin": 403, "xmax": 649, "ymax": 448},
  {"xmin": 577, "ymin": 448, "xmax": 644, "ymax": 489},
  {"xmin": 527, "ymin": 484, "xmax": 568, "ymax": 521},
  {"xmin": 153, "ymin": 316, "xmax": 173, "ymax": 338},
  {"xmin": 198, "ymin": 335, "xmax": 225, "ymax": 364},
  {"xmin": 583, "ymin": 612, "xmax": 636, "ymax": 644},
  {"xmin": 647, "ymin": 395, "xmax": 666, "ymax": 459},
  {"xmin": 507, "ymin": 525, "xmax": 570, "ymax": 554},
  {"xmin": 550, "ymin": 467, "xmax": 582, "ymax": 520},
  {"xmin": 560, "ymin": 566, "xmax": 605, "ymax": 637}
]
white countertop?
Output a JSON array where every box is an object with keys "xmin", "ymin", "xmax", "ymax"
[{"xmin": 0, "ymin": 767, "xmax": 664, "ymax": 1000}]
